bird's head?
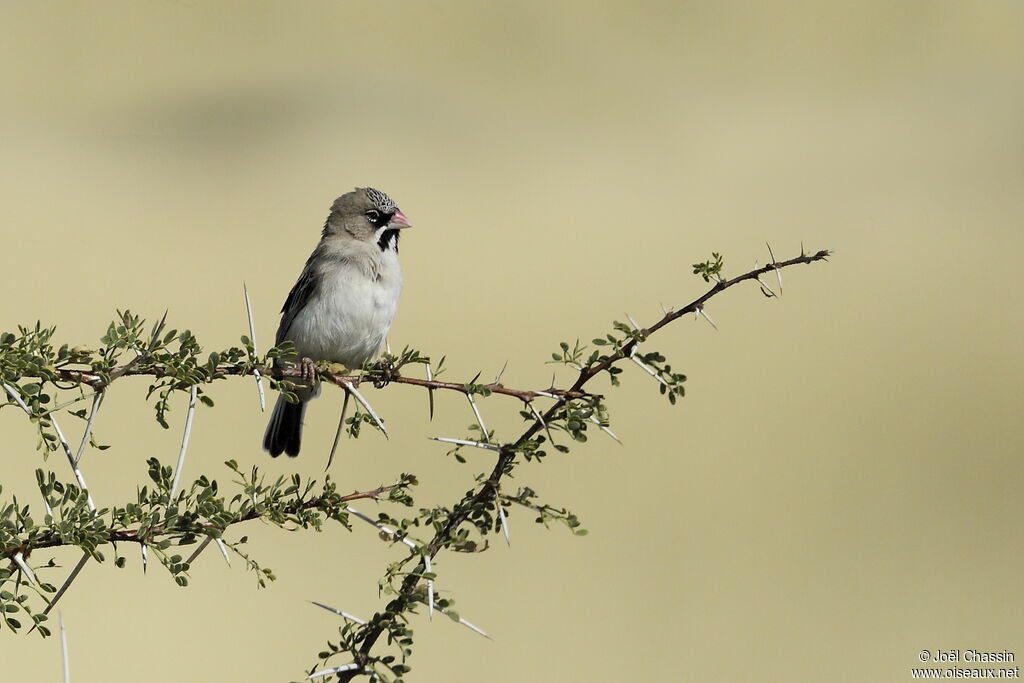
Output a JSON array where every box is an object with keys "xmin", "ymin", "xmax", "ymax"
[{"xmin": 323, "ymin": 187, "xmax": 412, "ymax": 249}]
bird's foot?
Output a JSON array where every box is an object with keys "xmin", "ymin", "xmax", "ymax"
[
  {"xmin": 300, "ymin": 357, "xmax": 319, "ymax": 388},
  {"xmin": 369, "ymin": 358, "xmax": 397, "ymax": 388}
]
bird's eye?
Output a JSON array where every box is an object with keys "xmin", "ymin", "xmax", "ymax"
[{"xmin": 365, "ymin": 209, "xmax": 381, "ymax": 224}]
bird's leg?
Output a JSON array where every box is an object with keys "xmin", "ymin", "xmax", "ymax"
[{"xmin": 300, "ymin": 357, "xmax": 319, "ymax": 389}]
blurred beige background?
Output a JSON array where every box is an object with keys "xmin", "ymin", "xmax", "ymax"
[{"xmin": 2, "ymin": 1, "xmax": 1023, "ymax": 681}]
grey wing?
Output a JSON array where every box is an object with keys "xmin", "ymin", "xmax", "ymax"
[{"xmin": 276, "ymin": 262, "xmax": 321, "ymax": 346}]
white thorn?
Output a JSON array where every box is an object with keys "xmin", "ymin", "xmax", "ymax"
[
  {"xmin": 696, "ymin": 307, "xmax": 719, "ymax": 330},
  {"xmin": 588, "ymin": 415, "xmax": 622, "ymax": 444},
  {"xmin": 50, "ymin": 415, "xmax": 95, "ymax": 512},
  {"xmin": 457, "ymin": 615, "xmax": 492, "ymax": 640},
  {"xmin": 214, "ymin": 538, "xmax": 231, "ymax": 567},
  {"xmin": 424, "ymin": 554, "xmax": 434, "ymax": 619},
  {"xmin": 494, "ymin": 359, "xmax": 509, "ymax": 384},
  {"xmin": 497, "ymin": 500, "xmax": 510, "ymax": 545},
  {"xmin": 345, "ymin": 506, "xmax": 419, "ymax": 549},
  {"xmin": 7, "ymin": 378, "xmax": 96, "ymax": 511},
  {"xmin": 243, "ymin": 284, "xmax": 266, "ymax": 412},
  {"xmin": 308, "ymin": 601, "xmax": 366, "ymax": 625},
  {"xmin": 141, "ymin": 543, "xmax": 148, "ymax": 573},
  {"xmin": 525, "ymin": 401, "xmax": 555, "ymax": 446},
  {"xmin": 308, "ymin": 663, "xmax": 362, "ymax": 678},
  {"xmin": 2, "ymin": 382, "xmax": 32, "ymax": 413},
  {"xmin": 429, "ymin": 436, "xmax": 501, "ymax": 452},
  {"xmin": 74, "ymin": 391, "xmax": 104, "ymax": 466},
  {"xmin": 465, "ymin": 392, "xmax": 490, "ymax": 443},
  {"xmin": 765, "ymin": 242, "xmax": 783, "ymax": 293},
  {"xmin": 168, "ymin": 385, "xmax": 198, "ymax": 500},
  {"xmin": 59, "ymin": 612, "xmax": 70, "ymax": 683},
  {"xmin": 253, "ymin": 368, "xmax": 266, "ymax": 413},
  {"xmin": 533, "ymin": 390, "xmax": 563, "ymax": 401},
  {"xmin": 628, "ymin": 349, "xmax": 669, "ymax": 387},
  {"xmin": 326, "ymin": 390, "xmax": 351, "ymax": 472},
  {"xmin": 13, "ymin": 552, "xmax": 37, "ymax": 585},
  {"xmin": 38, "ymin": 474, "xmax": 54, "ymax": 518},
  {"xmin": 340, "ymin": 380, "xmax": 387, "ymax": 438},
  {"xmin": 625, "ymin": 313, "xmax": 641, "ymax": 331}
]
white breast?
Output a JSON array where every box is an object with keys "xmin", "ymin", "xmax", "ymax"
[{"xmin": 287, "ymin": 244, "xmax": 403, "ymax": 368}]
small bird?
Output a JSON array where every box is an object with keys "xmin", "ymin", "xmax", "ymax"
[{"xmin": 263, "ymin": 187, "xmax": 412, "ymax": 457}]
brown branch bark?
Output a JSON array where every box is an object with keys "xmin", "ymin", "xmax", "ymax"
[{"xmin": 50, "ymin": 364, "xmax": 596, "ymax": 402}]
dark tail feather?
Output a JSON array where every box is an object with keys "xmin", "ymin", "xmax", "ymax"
[{"xmin": 263, "ymin": 396, "xmax": 306, "ymax": 457}]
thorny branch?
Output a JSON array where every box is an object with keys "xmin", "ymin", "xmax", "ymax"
[
  {"xmin": 343, "ymin": 248, "xmax": 832, "ymax": 675},
  {"xmin": 47, "ymin": 365, "xmax": 596, "ymax": 403},
  {"xmin": 0, "ymin": 246, "xmax": 829, "ymax": 676},
  {"xmin": 2, "ymin": 483, "xmax": 399, "ymax": 559}
]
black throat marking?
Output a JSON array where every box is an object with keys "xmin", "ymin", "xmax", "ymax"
[{"xmin": 377, "ymin": 228, "xmax": 400, "ymax": 252}]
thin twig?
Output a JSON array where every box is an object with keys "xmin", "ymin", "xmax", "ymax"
[
  {"xmin": 754, "ymin": 276, "xmax": 777, "ymax": 298},
  {"xmin": 39, "ymin": 551, "xmax": 90, "ymax": 619},
  {"xmin": 424, "ymin": 363, "xmax": 435, "ymax": 420},
  {"xmin": 184, "ymin": 536, "xmax": 214, "ymax": 567},
  {"xmin": 105, "ymin": 348, "xmax": 142, "ymax": 383}
]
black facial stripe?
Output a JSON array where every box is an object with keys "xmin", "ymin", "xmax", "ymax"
[
  {"xmin": 377, "ymin": 228, "xmax": 400, "ymax": 252},
  {"xmin": 367, "ymin": 210, "xmax": 394, "ymax": 229}
]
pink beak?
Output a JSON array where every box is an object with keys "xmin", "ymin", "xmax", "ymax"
[{"xmin": 388, "ymin": 208, "xmax": 412, "ymax": 229}]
